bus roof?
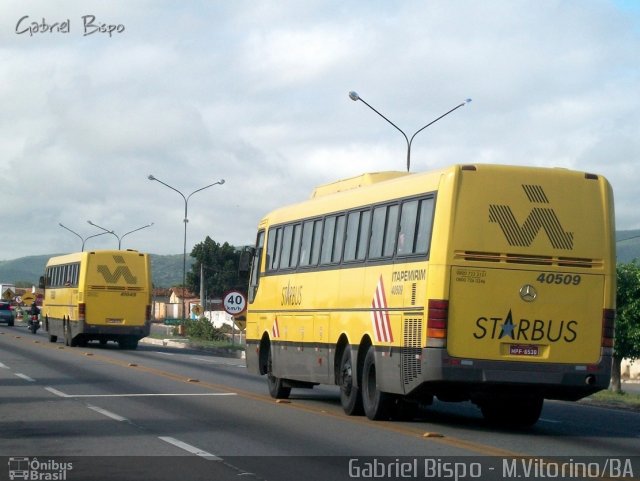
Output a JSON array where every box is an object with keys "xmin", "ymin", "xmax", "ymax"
[
  {"xmin": 311, "ymin": 171, "xmax": 411, "ymax": 198},
  {"xmin": 261, "ymin": 164, "xmax": 610, "ymax": 228},
  {"xmin": 45, "ymin": 249, "xmax": 145, "ymax": 267}
]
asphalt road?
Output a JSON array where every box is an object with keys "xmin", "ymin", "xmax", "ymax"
[{"xmin": 1, "ymin": 324, "xmax": 639, "ymax": 481}]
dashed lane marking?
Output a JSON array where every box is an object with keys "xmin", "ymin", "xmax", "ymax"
[
  {"xmin": 158, "ymin": 436, "xmax": 222, "ymax": 461},
  {"xmin": 43, "ymin": 386, "xmax": 236, "ymax": 398},
  {"xmin": 87, "ymin": 405, "xmax": 128, "ymax": 422}
]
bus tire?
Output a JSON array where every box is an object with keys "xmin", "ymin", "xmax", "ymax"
[
  {"xmin": 266, "ymin": 348, "xmax": 291, "ymax": 399},
  {"xmin": 480, "ymin": 396, "xmax": 543, "ymax": 428},
  {"xmin": 361, "ymin": 346, "xmax": 393, "ymax": 420},
  {"xmin": 339, "ymin": 346, "xmax": 363, "ymax": 416}
]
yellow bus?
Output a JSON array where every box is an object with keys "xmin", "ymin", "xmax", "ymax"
[
  {"xmin": 245, "ymin": 164, "xmax": 616, "ymax": 426},
  {"xmin": 40, "ymin": 249, "xmax": 152, "ymax": 350}
]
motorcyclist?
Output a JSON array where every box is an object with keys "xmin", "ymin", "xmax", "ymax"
[{"xmin": 29, "ymin": 302, "xmax": 40, "ymax": 331}]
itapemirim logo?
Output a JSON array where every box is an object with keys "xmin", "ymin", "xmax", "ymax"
[
  {"xmin": 96, "ymin": 255, "xmax": 137, "ymax": 284},
  {"xmin": 489, "ymin": 184, "xmax": 574, "ymax": 250}
]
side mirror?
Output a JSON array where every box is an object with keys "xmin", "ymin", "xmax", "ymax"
[
  {"xmin": 238, "ymin": 247, "xmax": 255, "ymax": 273},
  {"xmin": 38, "ymin": 276, "xmax": 45, "ymax": 289}
]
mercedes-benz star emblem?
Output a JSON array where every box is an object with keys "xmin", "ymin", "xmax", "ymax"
[{"xmin": 519, "ymin": 284, "xmax": 537, "ymax": 302}]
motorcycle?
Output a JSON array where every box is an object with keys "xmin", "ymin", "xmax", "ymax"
[{"xmin": 28, "ymin": 314, "xmax": 40, "ymax": 334}]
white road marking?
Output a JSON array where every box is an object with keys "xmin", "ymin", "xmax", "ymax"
[
  {"xmin": 66, "ymin": 392, "xmax": 236, "ymax": 398},
  {"xmin": 158, "ymin": 436, "xmax": 221, "ymax": 461},
  {"xmin": 0, "ymin": 362, "xmax": 9, "ymax": 369},
  {"xmin": 43, "ymin": 388, "xmax": 235, "ymax": 398},
  {"xmin": 540, "ymin": 418, "xmax": 561, "ymax": 424},
  {"xmin": 87, "ymin": 405, "xmax": 128, "ymax": 422},
  {"xmin": 190, "ymin": 356, "xmax": 245, "ymax": 367},
  {"xmin": 45, "ymin": 387, "xmax": 70, "ymax": 397},
  {"xmin": 15, "ymin": 373, "xmax": 35, "ymax": 382}
]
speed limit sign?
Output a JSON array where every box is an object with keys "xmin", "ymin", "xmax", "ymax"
[{"xmin": 223, "ymin": 291, "xmax": 247, "ymax": 315}]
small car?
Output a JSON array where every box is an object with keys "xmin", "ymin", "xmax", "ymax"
[{"xmin": 0, "ymin": 301, "xmax": 14, "ymax": 326}]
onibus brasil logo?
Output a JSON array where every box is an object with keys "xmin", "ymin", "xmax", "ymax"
[{"xmin": 8, "ymin": 457, "xmax": 73, "ymax": 480}]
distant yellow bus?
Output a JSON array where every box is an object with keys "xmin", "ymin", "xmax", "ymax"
[
  {"xmin": 40, "ymin": 250, "xmax": 152, "ymax": 350},
  {"xmin": 245, "ymin": 164, "xmax": 616, "ymax": 426}
]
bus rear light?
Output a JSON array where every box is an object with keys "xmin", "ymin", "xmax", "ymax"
[
  {"xmin": 78, "ymin": 302, "xmax": 86, "ymax": 321},
  {"xmin": 601, "ymin": 308, "xmax": 615, "ymax": 349},
  {"xmin": 427, "ymin": 299, "xmax": 448, "ymax": 340}
]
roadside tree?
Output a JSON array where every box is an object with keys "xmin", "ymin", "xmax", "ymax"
[
  {"xmin": 186, "ymin": 236, "xmax": 249, "ymax": 302},
  {"xmin": 611, "ymin": 261, "xmax": 640, "ymax": 392}
]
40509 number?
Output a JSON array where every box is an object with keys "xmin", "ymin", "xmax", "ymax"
[{"xmin": 536, "ymin": 273, "xmax": 581, "ymax": 285}]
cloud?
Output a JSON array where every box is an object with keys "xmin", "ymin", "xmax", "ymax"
[{"xmin": 0, "ymin": 0, "xmax": 638, "ymax": 260}]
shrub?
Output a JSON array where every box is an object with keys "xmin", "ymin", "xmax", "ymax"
[{"xmin": 183, "ymin": 317, "xmax": 227, "ymax": 341}]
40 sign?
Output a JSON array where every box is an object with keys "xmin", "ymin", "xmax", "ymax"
[{"xmin": 223, "ymin": 290, "xmax": 247, "ymax": 316}]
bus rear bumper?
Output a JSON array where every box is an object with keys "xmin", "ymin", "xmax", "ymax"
[
  {"xmin": 411, "ymin": 348, "xmax": 612, "ymax": 402},
  {"xmin": 81, "ymin": 321, "xmax": 151, "ymax": 340}
]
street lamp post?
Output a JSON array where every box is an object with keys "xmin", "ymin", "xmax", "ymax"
[
  {"xmin": 58, "ymin": 223, "xmax": 111, "ymax": 251},
  {"xmin": 147, "ymin": 175, "xmax": 225, "ymax": 324},
  {"xmin": 87, "ymin": 220, "xmax": 154, "ymax": 249},
  {"xmin": 349, "ymin": 91, "xmax": 472, "ymax": 172}
]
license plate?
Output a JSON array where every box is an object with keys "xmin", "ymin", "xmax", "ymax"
[
  {"xmin": 509, "ymin": 344, "xmax": 539, "ymax": 356},
  {"xmin": 106, "ymin": 318, "xmax": 124, "ymax": 324}
]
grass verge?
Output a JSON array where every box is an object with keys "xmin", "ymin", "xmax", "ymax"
[{"xmin": 582, "ymin": 387, "xmax": 640, "ymax": 412}]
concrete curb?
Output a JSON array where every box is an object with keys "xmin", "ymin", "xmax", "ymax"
[{"xmin": 140, "ymin": 336, "xmax": 245, "ymax": 359}]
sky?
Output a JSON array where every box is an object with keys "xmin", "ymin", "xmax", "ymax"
[{"xmin": 1, "ymin": 0, "xmax": 639, "ymax": 260}]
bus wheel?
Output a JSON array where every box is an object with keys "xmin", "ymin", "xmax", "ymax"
[
  {"xmin": 480, "ymin": 396, "xmax": 543, "ymax": 428},
  {"xmin": 266, "ymin": 348, "xmax": 291, "ymax": 399},
  {"xmin": 339, "ymin": 346, "xmax": 363, "ymax": 415},
  {"xmin": 361, "ymin": 346, "xmax": 393, "ymax": 420}
]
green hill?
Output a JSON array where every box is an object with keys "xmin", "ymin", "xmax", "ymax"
[
  {"xmin": 616, "ymin": 229, "xmax": 640, "ymax": 263},
  {"xmin": 0, "ymin": 253, "xmax": 194, "ymax": 288},
  {"xmin": 1, "ymin": 230, "xmax": 639, "ymax": 287}
]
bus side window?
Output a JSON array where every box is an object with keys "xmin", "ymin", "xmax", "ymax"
[
  {"xmin": 344, "ymin": 211, "xmax": 360, "ymax": 262},
  {"xmin": 249, "ymin": 231, "xmax": 265, "ymax": 303},
  {"xmin": 280, "ymin": 225, "xmax": 294, "ymax": 269},
  {"xmin": 320, "ymin": 216, "xmax": 336, "ymax": 265},
  {"xmin": 398, "ymin": 200, "xmax": 419, "ymax": 255},
  {"xmin": 266, "ymin": 227, "xmax": 283, "ymax": 271},
  {"xmin": 299, "ymin": 220, "xmax": 314, "ymax": 267},
  {"xmin": 310, "ymin": 219, "xmax": 322, "ymax": 266},
  {"xmin": 332, "ymin": 215, "xmax": 346, "ymax": 263},
  {"xmin": 290, "ymin": 224, "xmax": 302, "ymax": 268},
  {"xmin": 415, "ymin": 197, "xmax": 435, "ymax": 255},
  {"xmin": 344, "ymin": 210, "xmax": 370, "ymax": 262},
  {"xmin": 357, "ymin": 210, "xmax": 371, "ymax": 260},
  {"xmin": 370, "ymin": 204, "xmax": 399, "ymax": 259},
  {"xmin": 369, "ymin": 206, "xmax": 386, "ymax": 258},
  {"xmin": 383, "ymin": 205, "xmax": 399, "ymax": 257}
]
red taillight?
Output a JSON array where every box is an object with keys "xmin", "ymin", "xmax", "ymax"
[
  {"xmin": 427, "ymin": 299, "xmax": 448, "ymax": 339},
  {"xmin": 602, "ymin": 308, "xmax": 615, "ymax": 348},
  {"xmin": 78, "ymin": 302, "xmax": 86, "ymax": 321}
]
